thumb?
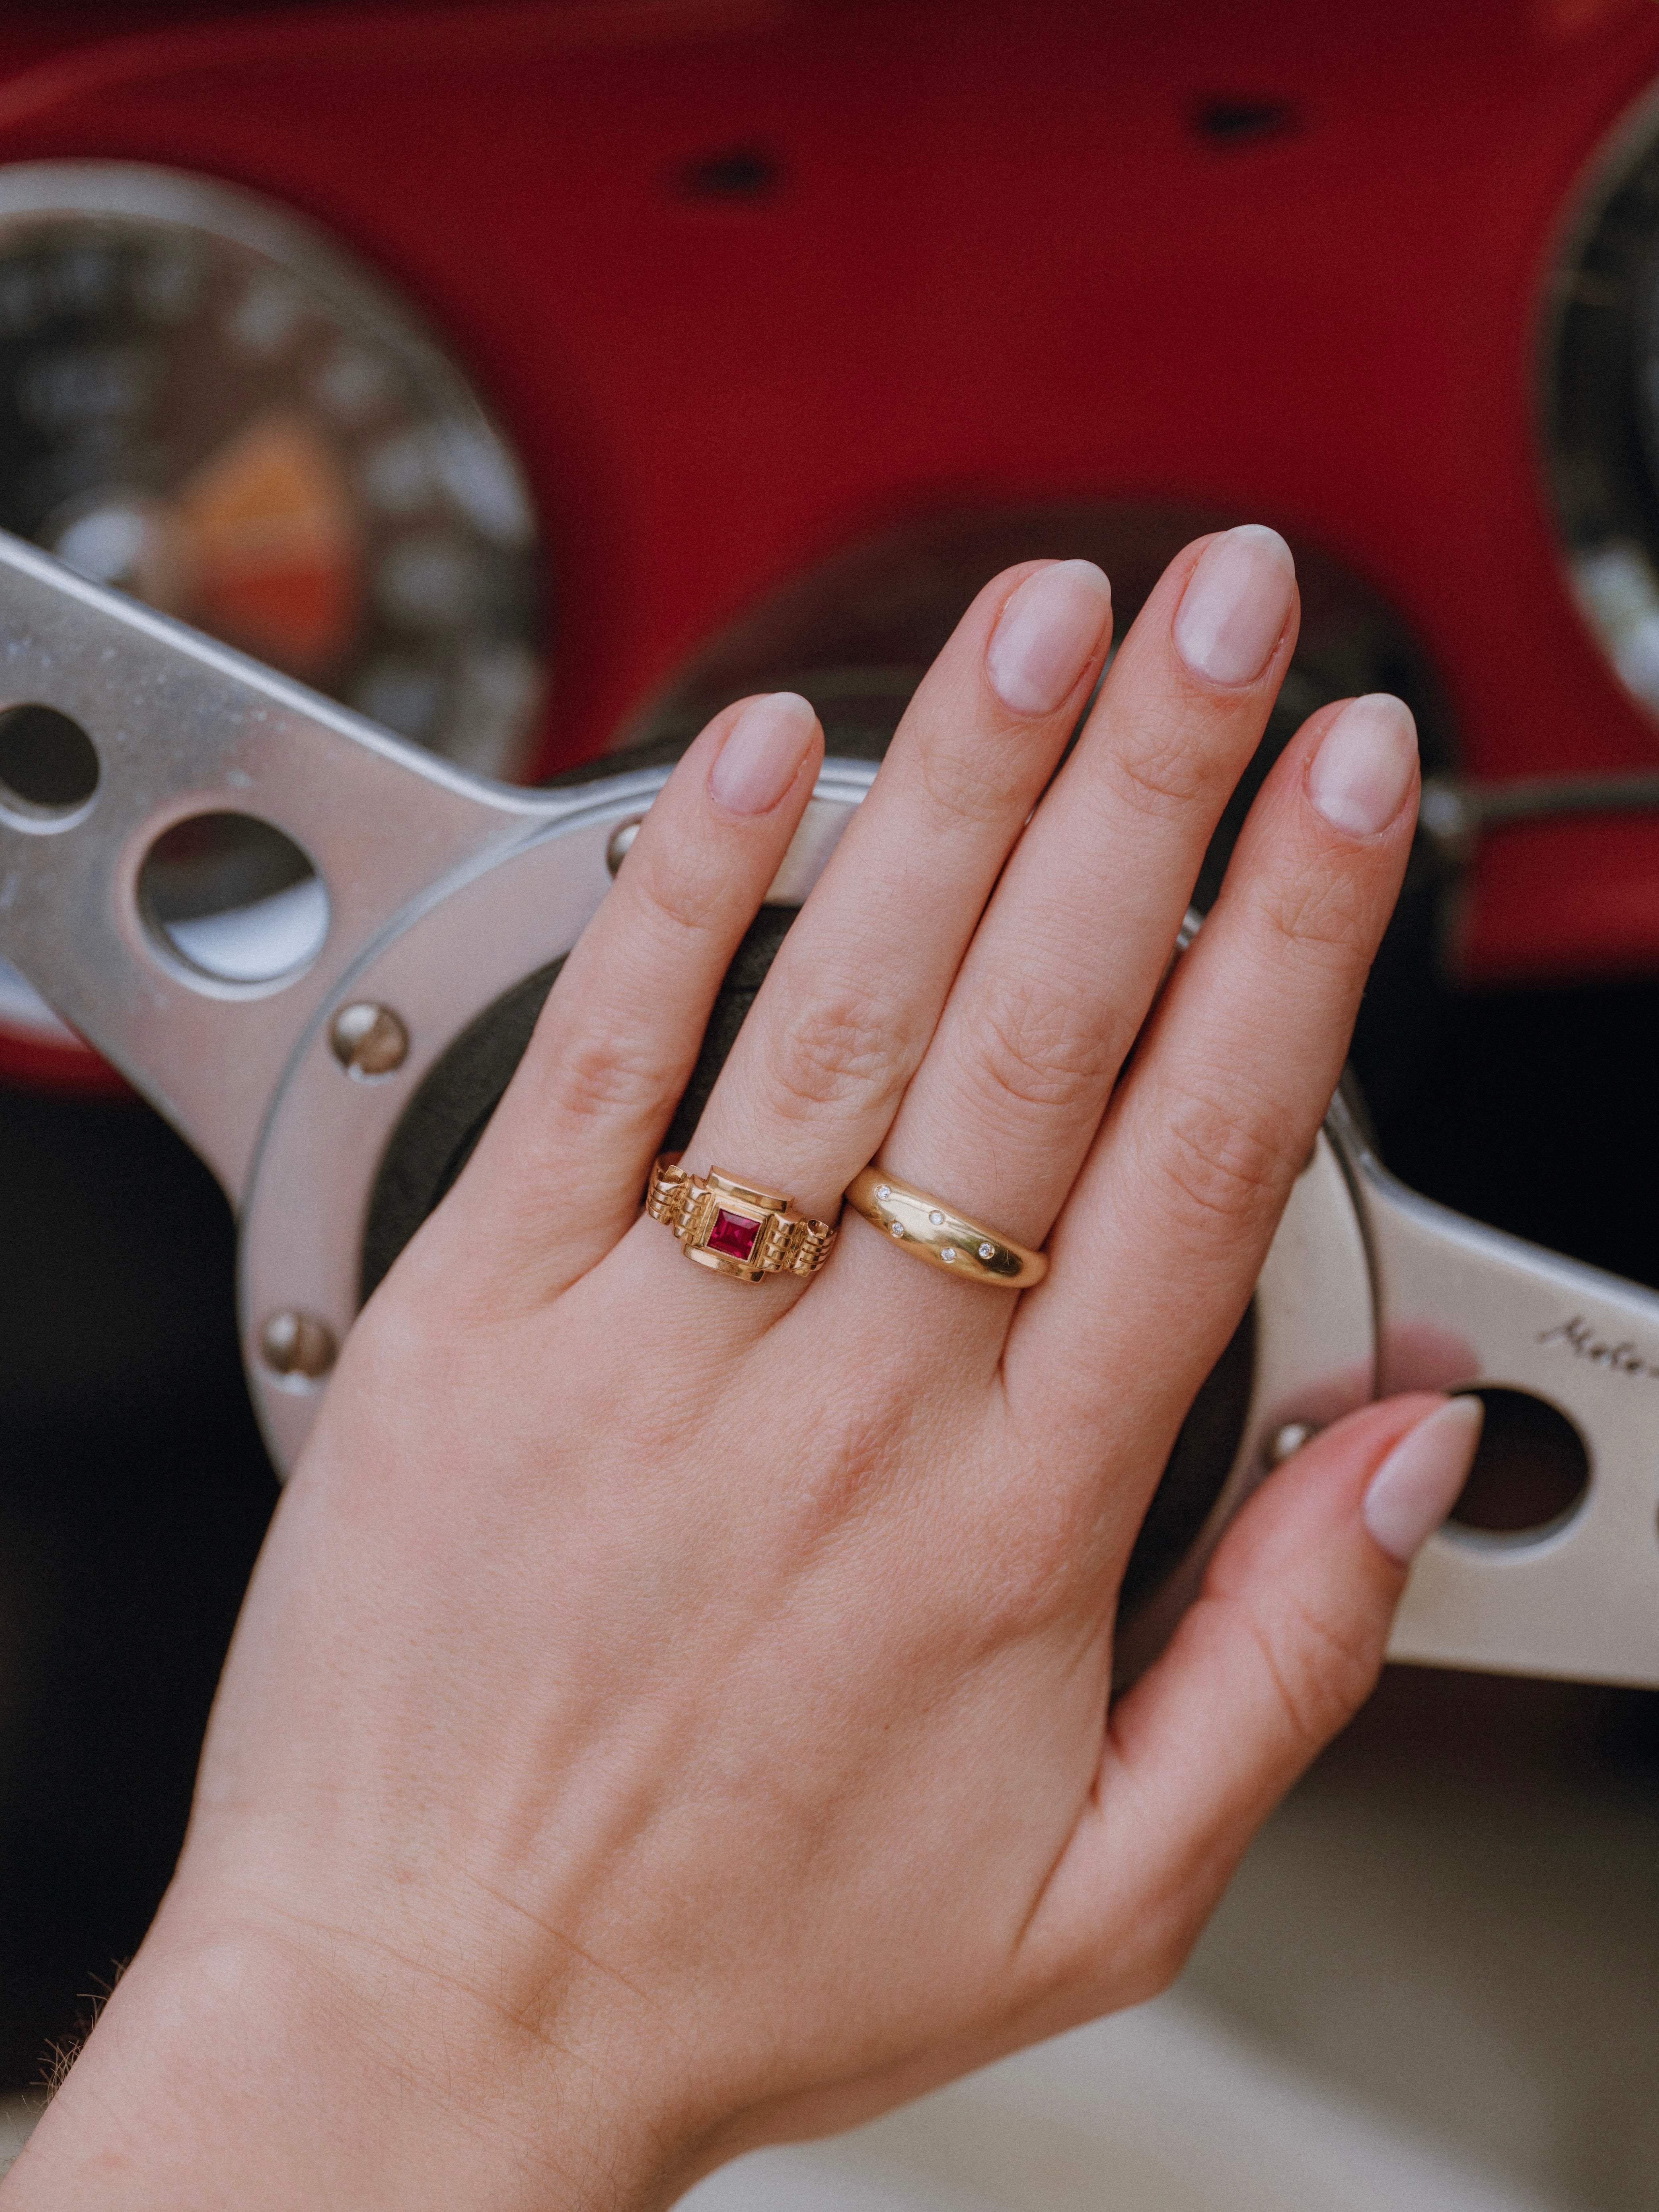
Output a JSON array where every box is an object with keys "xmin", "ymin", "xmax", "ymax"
[{"xmin": 1093, "ymin": 1392, "xmax": 1482, "ymax": 1967}]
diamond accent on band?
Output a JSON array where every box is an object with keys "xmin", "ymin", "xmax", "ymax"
[
  {"xmin": 709, "ymin": 1208, "xmax": 761, "ymax": 1263},
  {"xmin": 841, "ymin": 1167, "xmax": 1043, "ymax": 1292}
]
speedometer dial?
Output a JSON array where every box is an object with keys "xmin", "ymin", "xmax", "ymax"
[
  {"xmin": 0, "ymin": 163, "xmax": 546, "ymax": 1055},
  {"xmin": 0, "ymin": 163, "xmax": 544, "ymax": 777}
]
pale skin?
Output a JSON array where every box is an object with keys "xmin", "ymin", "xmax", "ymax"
[{"xmin": 6, "ymin": 531, "xmax": 1468, "ymax": 2210}]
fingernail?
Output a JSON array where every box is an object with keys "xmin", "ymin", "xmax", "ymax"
[
  {"xmin": 985, "ymin": 560, "xmax": 1112, "ymax": 716},
  {"xmin": 1362, "ymin": 1396, "xmax": 1484, "ymax": 1564},
  {"xmin": 1172, "ymin": 524, "xmax": 1296, "ymax": 685},
  {"xmin": 707, "ymin": 692, "xmax": 818, "ymax": 816},
  {"xmin": 1307, "ymin": 693, "xmax": 1419, "ymax": 836}
]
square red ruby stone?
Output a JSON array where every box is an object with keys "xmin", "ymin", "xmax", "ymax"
[{"xmin": 707, "ymin": 1207, "xmax": 761, "ymax": 1263}]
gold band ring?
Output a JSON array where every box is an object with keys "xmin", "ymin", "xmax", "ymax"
[
  {"xmin": 646, "ymin": 1155, "xmax": 837, "ymax": 1284},
  {"xmin": 843, "ymin": 1168, "xmax": 1048, "ymax": 1290}
]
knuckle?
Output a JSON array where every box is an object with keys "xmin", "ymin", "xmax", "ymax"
[
  {"xmin": 1252, "ymin": 864, "xmax": 1373, "ymax": 965},
  {"xmin": 1103, "ymin": 702, "xmax": 1225, "ymax": 822},
  {"xmin": 1153, "ymin": 1081, "xmax": 1298, "ymax": 1241},
  {"xmin": 1114, "ymin": 1924, "xmax": 1196, "ymax": 2009},
  {"xmin": 627, "ymin": 837, "xmax": 728, "ymax": 941},
  {"xmin": 784, "ymin": 1395, "xmax": 909, "ymax": 1536},
  {"xmin": 1057, "ymin": 1860, "xmax": 1203, "ymax": 2010},
  {"xmin": 1233, "ymin": 1589, "xmax": 1378, "ymax": 1754},
  {"xmin": 761, "ymin": 982, "xmax": 910, "ymax": 1122},
  {"xmin": 915, "ymin": 730, "xmax": 1036, "ymax": 833},
  {"xmin": 966, "ymin": 971, "xmax": 1116, "ymax": 1117},
  {"xmin": 972, "ymin": 1488, "xmax": 1100, "ymax": 1639},
  {"xmin": 550, "ymin": 1022, "xmax": 683, "ymax": 1125},
  {"xmin": 951, "ymin": 1424, "xmax": 1109, "ymax": 1641}
]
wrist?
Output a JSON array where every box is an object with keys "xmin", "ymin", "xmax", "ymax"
[{"xmin": 4, "ymin": 1891, "xmax": 683, "ymax": 2212}]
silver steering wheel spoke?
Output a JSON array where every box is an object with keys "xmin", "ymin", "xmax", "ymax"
[
  {"xmin": 6, "ymin": 524, "xmax": 1659, "ymax": 1687},
  {"xmin": 0, "ymin": 528, "xmax": 555, "ymax": 1196}
]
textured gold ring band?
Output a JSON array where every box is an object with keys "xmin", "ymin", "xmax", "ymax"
[
  {"xmin": 843, "ymin": 1168, "xmax": 1047, "ymax": 1290},
  {"xmin": 646, "ymin": 1155, "xmax": 836, "ymax": 1283}
]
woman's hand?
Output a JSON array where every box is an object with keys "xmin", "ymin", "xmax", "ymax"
[{"xmin": 8, "ymin": 530, "xmax": 1481, "ymax": 2210}]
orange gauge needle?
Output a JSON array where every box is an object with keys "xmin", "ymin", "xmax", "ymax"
[{"xmin": 173, "ymin": 408, "xmax": 362, "ymax": 674}]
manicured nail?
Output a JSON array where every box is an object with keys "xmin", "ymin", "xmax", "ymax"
[
  {"xmin": 985, "ymin": 560, "xmax": 1112, "ymax": 716},
  {"xmin": 1362, "ymin": 1396, "xmax": 1484, "ymax": 1564},
  {"xmin": 707, "ymin": 692, "xmax": 818, "ymax": 816},
  {"xmin": 1307, "ymin": 693, "xmax": 1419, "ymax": 836},
  {"xmin": 1172, "ymin": 524, "xmax": 1296, "ymax": 685}
]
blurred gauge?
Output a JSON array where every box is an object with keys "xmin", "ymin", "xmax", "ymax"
[
  {"xmin": 1544, "ymin": 92, "xmax": 1659, "ymax": 722},
  {"xmin": 0, "ymin": 163, "xmax": 546, "ymax": 1056},
  {"xmin": 0, "ymin": 164, "xmax": 544, "ymax": 775}
]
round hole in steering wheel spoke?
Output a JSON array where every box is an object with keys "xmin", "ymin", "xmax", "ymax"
[
  {"xmin": 0, "ymin": 702, "xmax": 100, "ymax": 822},
  {"xmin": 138, "ymin": 812, "xmax": 329, "ymax": 986},
  {"xmin": 1445, "ymin": 1386, "xmax": 1591, "ymax": 1541}
]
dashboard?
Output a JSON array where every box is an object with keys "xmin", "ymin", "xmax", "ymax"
[{"xmin": 4, "ymin": 0, "xmax": 1659, "ymax": 1089}]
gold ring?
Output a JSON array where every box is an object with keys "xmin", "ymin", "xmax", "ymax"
[
  {"xmin": 843, "ymin": 1168, "xmax": 1047, "ymax": 1289},
  {"xmin": 646, "ymin": 1155, "xmax": 836, "ymax": 1283}
]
